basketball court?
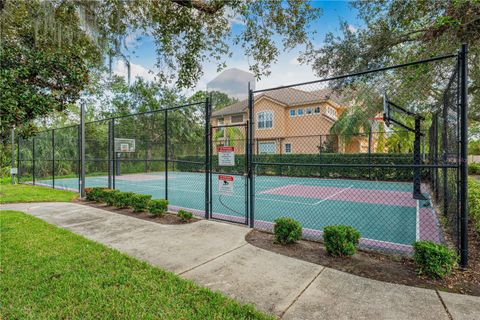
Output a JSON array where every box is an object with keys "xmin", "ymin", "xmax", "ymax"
[{"xmin": 34, "ymin": 170, "xmax": 442, "ymax": 253}]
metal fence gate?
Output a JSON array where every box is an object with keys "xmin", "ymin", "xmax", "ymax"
[
  {"xmin": 15, "ymin": 45, "xmax": 469, "ymax": 267},
  {"xmin": 209, "ymin": 122, "xmax": 249, "ymax": 224}
]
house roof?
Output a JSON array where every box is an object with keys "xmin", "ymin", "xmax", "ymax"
[{"xmin": 211, "ymin": 87, "xmax": 343, "ymax": 117}]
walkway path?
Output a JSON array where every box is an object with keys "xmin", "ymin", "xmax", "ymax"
[{"xmin": 1, "ymin": 202, "xmax": 479, "ymax": 319}]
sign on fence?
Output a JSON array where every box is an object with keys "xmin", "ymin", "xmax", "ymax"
[
  {"xmin": 218, "ymin": 146, "xmax": 235, "ymax": 166},
  {"xmin": 10, "ymin": 168, "xmax": 17, "ymax": 175},
  {"xmin": 218, "ymin": 175, "xmax": 234, "ymax": 195}
]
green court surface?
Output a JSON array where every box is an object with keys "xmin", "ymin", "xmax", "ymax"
[{"xmin": 35, "ymin": 171, "xmax": 440, "ymax": 251}]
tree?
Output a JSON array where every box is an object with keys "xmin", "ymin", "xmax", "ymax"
[
  {"xmin": 0, "ymin": 0, "xmax": 102, "ymax": 139},
  {"xmin": 75, "ymin": 0, "xmax": 321, "ymax": 88},
  {"xmin": 188, "ymin": 90, "xmax": 238, "ymax": 110},
  {"xmin": 301, "ymin": 0, "xmax": 480, "ymax": 121}
]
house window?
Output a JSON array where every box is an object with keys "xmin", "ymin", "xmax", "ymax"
[
  {"xmin": 325, "ymin": 106, "xmax": 337, "ymax": 120},
  {"xmin": 218, "ymin": 118, "xmax": 224, "ymax": 125},
  {"xmin": 258, "ymin": 142, "xmax": 276, "ymax": 154},
  {"xmin": 314, "ymin": 106, "xmax": 321, "ymax": 114},
  {"xmin": 297, "ymin": 108, "xmax": 304, "ymax": 116},
  {"xmin": 257, "ymin": 111, "xmax": 273, "ymax": 129},
  {"xmin": 285, "ymin": 143, "xmax": 292, "ymax": 154},
  {"xmin": 231, "ymin": 114, "xmax": 243, "ymax": 123},
  {"xmin": 289, "ymin": 109, "xmax": 296, "ymax": 117},
  {"xmin": 306, "ymin": 107, "xmax": 313, "ymax": 115}
]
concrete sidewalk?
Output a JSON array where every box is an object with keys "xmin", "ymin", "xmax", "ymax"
[{"xmin": 1, "ymin": 202, "xmax": 479, "ymax": 319}]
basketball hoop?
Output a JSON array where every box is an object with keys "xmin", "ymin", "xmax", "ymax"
[{"xmin": 368, "ymin": 117, "xmax": 384, "ymax": 122}]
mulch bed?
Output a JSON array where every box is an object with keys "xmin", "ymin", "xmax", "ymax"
[
  {"xmin": 246, "ymin": 228, "xmax": 480, "ymax": 296},
  {"xmin": 74, "ymin": 199, "xmax": 200, "ymax": 225}
]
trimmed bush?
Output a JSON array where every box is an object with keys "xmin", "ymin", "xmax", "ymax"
[
  {"xmin": 323, "ymin": 225, "xmax": 361, "ymax": 257},
  {"xmin": 103, "ymin": 189, "xmax": 119, "ymax": 206},
  {"xmin": 84, "ymin": 188, "xmax": 93, "ymax": 200},
  {"xmin": 273, "ymin": 217, "xmax": 302, "ymax": 244},
  {"xmin": 86, "ymin": 187, "xmax": 107, "ymax": 202},
  {"xmin": 178, "ymin": 210, "xmax": 193, "ymax": 222},
  {"xmin": 113, "ymin": 192, "xmax": 135, "ymax": 209},
  {"xmin": 176, "ymin": 153, "xmax": 419, "ymax": 182},
  {"xmin": 131, "ymin": 194, "xmax": 152, "ymax": 213},
  {"xmin": 469, "ymin": 178, "xmax": 480, "ymax": 233},
  {"xmin": 413, "ymin": 241, "xmax": 458, "ymax": 279},
  {"xmin": 149, "ymin": 199, "xmax": 168, "ymax": 216},
  {"xmin": 468, "ymin": 163, "xmax": 480, "ymax": 175}
]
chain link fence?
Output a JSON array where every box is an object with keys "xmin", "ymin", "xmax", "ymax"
[{"xmin": 15, "ymin": 46, "xmax": 469, "ymax": 266}]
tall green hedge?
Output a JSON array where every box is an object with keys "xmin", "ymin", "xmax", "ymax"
[{"xmin": 176, "ymin": 153, "xmax": 420, "ymax": 181}]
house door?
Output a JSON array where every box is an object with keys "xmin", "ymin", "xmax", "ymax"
[{"xmin": 209, "ymin": 122, "xmax": 249, "ymax": 224}]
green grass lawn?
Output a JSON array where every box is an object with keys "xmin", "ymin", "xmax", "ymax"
[
  {"xmin": 0, "ymin": 211, "xmax": 272, "ymax": 319},
  {"xmin": 0, "ymin": 184, "xmax": 78, "ymax": 203}
]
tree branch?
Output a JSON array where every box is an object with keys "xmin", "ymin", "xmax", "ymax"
[{"xmin": 171, "ymin": 0, "xmax": 225, "ymax": 14}]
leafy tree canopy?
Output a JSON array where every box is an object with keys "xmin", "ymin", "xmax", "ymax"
[
  {"xmin": 0, "ymin": 0, "xmax": 102, "ymax": 139},
  {"xmin": 301, "ymin": 0, "xmax": 480, "ymax": 121},
  {"xmin": 76, "ymin": 0, "xmax": 321, "ymax": 88}
]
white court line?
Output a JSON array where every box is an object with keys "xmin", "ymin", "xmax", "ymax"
[{"xmin": 311, "ymin": 185, "xmax": 354, "ymax": 205}]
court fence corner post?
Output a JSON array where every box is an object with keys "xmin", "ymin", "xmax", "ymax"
[
  {"xmin": 164, "ymin": 108, "xmax": 168, "ymax": 201},
  {"xmin": 459, "ymin": 43, "xmax": 469, "ymax": 269},
  {"xmin": 248, "ymin": 84, "xmax": 255, "ymax": 228},
  {"xmin": 205, "ymin": 96, "xmax": 211, "ymax": 220},
  {"xmin": 11, "ymin": 127, "xmax": 15, "ymax": 185},
  {"xmin": 80, "ymin": 101, "xmax": 86, "ymax": 198},
  {"xmin": 52, "ymin": 129, "xmax": 55, "ymax": 189}
]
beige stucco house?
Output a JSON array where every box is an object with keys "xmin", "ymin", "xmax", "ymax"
[{"xmin": 211, "ymin": 87, "xmax": 370, "ymax": 155}]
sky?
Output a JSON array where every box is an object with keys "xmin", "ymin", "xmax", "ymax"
[{"xmin": 112, "ymin": 1, "xmax": 363, "ymax": 96}]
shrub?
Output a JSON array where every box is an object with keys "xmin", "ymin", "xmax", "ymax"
[
  {"xmin": 178, "ymin": 210, "xmax": 193, "ymax": 222},
  {"xmin": 469, "ymin": 179, "xmax": 480, "ymax": 233},
  {"xmin": 104, "ymin": 189, "xmax": 120, "ymax": 206},
  {"xmin": 113, "ymin": 192, "xmax": 135, "ymax": 209},
  {"xmin": 468, "ymin": 163, "xmax": 480, "ymax": 175},
  {"xmin": 149, "ymin": 199, "xmax": 168, "ymax": 216},
  {"xmin": 413, "ymin": 241, "xmax": 458, "ymax": 279},
  {"xmin": 323, "ymin": 225, "xmax": 361, "ymax": 257},
  {"xmin": 86, "ymin": 187, "xmax": 107, "ymax": 202},
  {"xmin": 131, "ymin": 194, "xmax": 152, "ymax": 213},
  {"xmin": 273, "ymin": 217, "xmax": 302, "ymax": 244},
  {"xmin": 84, "ymin": 188, "xmax": 93, "ymax": 200}
]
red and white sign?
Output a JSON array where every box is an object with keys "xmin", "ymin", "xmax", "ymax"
[
  {"xmin": 218, "ymin": 175, "xmax": 234, "ymax": 195},
  {"xmin": 218, "ymin": 146, "xmax": 235, "ymax": 166}
]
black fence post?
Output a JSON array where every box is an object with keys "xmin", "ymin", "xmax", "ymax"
[
  {"xmin": 248, "ymin": 84, "xmax": 254, "ymax": 228},
  {"xmin": 164, "ymin": 109, "xmax": 168, "ymax": 200},
  {"xmin": 112, "ymin": 118, "xmax": 116, "ymax": 189},
  {"xmin": 11, "ymin": 127, "xmax": 15, "ymax": 184},
  {"xmin": 368, "ymin": 130, "xmax": 372, "ymax": 179},
  {"xmin": 32, "ymin": 137, "xmax": 36, "ymax": 185},
  {"xmin": 17, "ymin": 136, "xmax": 20, "ymax": 183},
  {"xmin": 80, "ymin": 101, "xmax": 86, "ymax": 198},
  {"xmin": 459, "ymin": 43, "xmax": 469, "ymax": 268},
  {"xmin": 204, "ymin": 97, "xmax": 210, "ymax": 219},
  {"xmin": 52, "ymin": 129, "xmax": 55, "ymax": 189},
  {"xmin": 77, "ymin": 125, "xmax": 81, "ymax": 191},
  {"xmin": 108, "ymin": 120, "xmax": 112, "ymax": 189}
]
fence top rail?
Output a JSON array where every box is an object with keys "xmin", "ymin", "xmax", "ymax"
[
  {"xmin": 252, "ymin": 161, "xmax": 458, "ymax": 169},
  {"xmin": 21, "ymin": 100, "xmax": 207, "ymax": 136},
  {"xmin": 252, "ymin": 53, "xmax": 458, "ymax": 94},
  {"xmin": 88, "ymin": 100, "xmax": 206, "ymax": 124}
]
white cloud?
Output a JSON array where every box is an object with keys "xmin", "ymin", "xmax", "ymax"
[
  {"xmin": 347, "ymin": 24, "xmax": 357, "ymax": 33},
  {"xmin": 112, "ymin": 60, "xmax": 157, "ymax": 83},
  {"xmin": 289, "ymin": 56, "xmax": 300, "ymax": 66}
]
